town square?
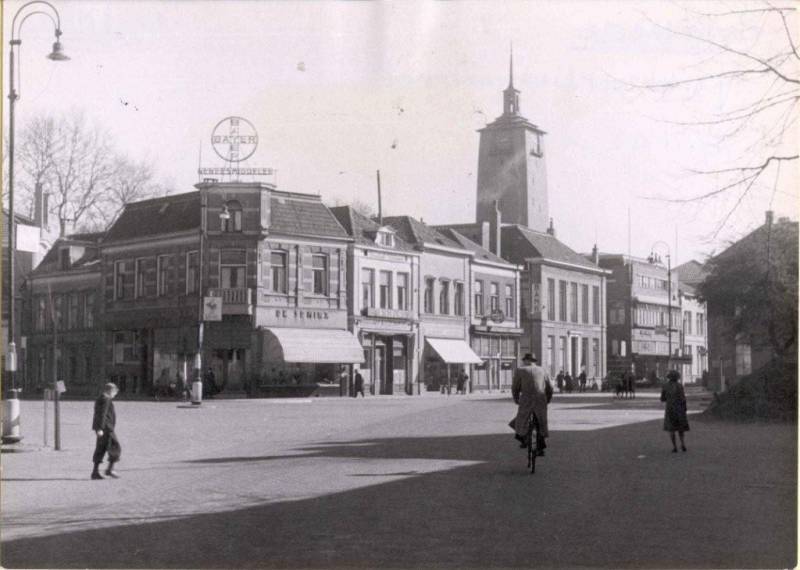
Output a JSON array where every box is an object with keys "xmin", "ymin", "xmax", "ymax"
[{"xmin": 1, "ymin": 1, "xmax": 797, "ymax": 568}]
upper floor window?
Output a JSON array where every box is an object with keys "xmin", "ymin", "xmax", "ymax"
[
  {"xmin": 439, "ymin": 280, "xmax": 450, "ymax": 315},
  {"xmin": 454, "ymin": 281, "xmax": 464, "ymax": 316},
  {"xmin": 311, "ymin": 254, "xmax": 328, "ymax": 295},
  {"xmin": 505, "ymin": 284, "xmax": 514, "ymax": 318},
  {"xmin": 54, "ymin": 295, "xmax": 63, "ymax": 330},
  {"xmin": 36, "ymin": 297, "xmax": 46, "ymax": 331},
  {"xmin": 114, "ymin": 261, "xmax": 126, "ymax": 300},
  {"xmin": 135, "ymin": 259, "xmax": 147, "ymax": 299},
  {"xmin": 424, "ymin": 277, "xmax": 435, "ymax": 314},
  {"xmin": 697, "ymin": 313, "xmax": 705, "ymax": 335},
  {"xmin": 157, "ymin": 255, "xmax": 170, "ymax": 296},
  {"xmin": 186, "ymin": 251, "xmax": 199, "ymax": 294},
  {"xmin": 68, "ymin": 293, "xmax": 79, "ymax": 329},
  {"xmin": 570, "ymin": 282, "xmax": 578, "ymax": 323},
  {"xmin": 84, "ymin": 291, "xmax": 95, "ymax": 328},
  {"xmin": 271, "ymin": 251, "xmax": 288, "ymax": 294},
  {"xmin": 361, "ymin": 268, "xmax": 374, "ymax": 309},
  {"xmin": 376, "ymin": 229, "xmax": 395, "ymax": 248},
  {"xmin": 397, "ymin": 273, "xmax": 409, "ymax": 311},
  {"xmin": 220, "ymin": 249, "xmax": 247, "ymax": 289},
  {"xmin": 474, "ymin": 280, "xmax": 484, "ymax": 316},
  {"xmin": 221, "ymin": 200, "xmax": 243, "ymax": 232},
  {"xmin": 592, "ymin": 286, "xmax": 600, "ymax": 324},
  {"xmin": 559, "ymin": 280, "xmax": 567, "ymax": 321},
  {"xmin": 379, "ymin": 271, "xmax": 392, "ymax": 309},
  {"xmin": 547, "ymin": 278, "xmax": 556, "ymax": 321},
  {"xmin": 490, "ymin": 282, "xmax": 499, "ymax": 312},
  {"xmin": 581, "ymin": 284, "xmax": 589, "ymax": 324},
  {"xmin": 684, "ymin": 310, "xmax": 693, "ymax": 335}
]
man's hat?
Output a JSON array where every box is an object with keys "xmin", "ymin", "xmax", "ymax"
[{"xmin": 522, "ymin": 353, "xmax": 537, "ymax": 363}]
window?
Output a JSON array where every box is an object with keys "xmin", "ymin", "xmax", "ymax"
[
  {"xmin": 611, "ymin": 339, "xmax": 619, "ymax": 357},
  {"xmin": 592, "ymin": 286, "xmax": 600, "ymax": 324},
  {"xmin": 592, "ymin": 338, "xmax": 600, "ymax": 377},
  {"xmin": 439, "ymin": 280, "xmax": 450, "ymax": 315},
  {"xmin": 157, "ymin": 255, "xmax": 170, "ymax": 296},
  {"xmin": 490, "ymin": 282, "xmax": 499, "ymax": 312},
  {"xmin": 113, "ymin": 331, "xmax": 138, "ymax": 364},
  {"xmin": 735, "ymin": 337, "xmax": 752, "ymax": 376},
  {"xmin": 186, "ymin": 251, "xmax": 199, "ymax": 294},
  {"xmin": 397, "ymin": 273, "xmax": 409, "ymax": 311},
  {"xmin": 271, "ymin": 251, "xmax": 288, "ymax": 294},
  {"xmin": 68, "ymin": 293, "xmax": 79, "ymax": 330},
  {"xmin": 36, "ymin": 297, "xmax": 46, "ymax": 331},
  {"xmin": 311, "ymin": 254, "xmax": 328, "ymax": 295},
  {"xmin": 424, "ymin": 277, "xmax": 435, "ymax": 313},
  {"xmin": 697, "ymin": 313, "xmax": 705, "ymax": 335},
  {"xmin": 361, "ymin": 268, "xmax": 375, "ymax": 309},
  {"xmin": 114, "ymin": 261, "xmax": 125, "ymax": 300},
  {"xmin": 84, "ymin": 291, "xmax": 95, "ymax": 328},
  {"xmin": 474, "ymin": 280, "xmax": 484, "ymax": 315},
  {"xmin": 220, "ymin": 249, "xmax": 246, "ymax": 289},
  {"xmin": 547, "ymin": 335, "xmax": 556, "ymax": 376},
  {"xmin": 620, "ymin": 340, "xmax": 627, "ymax": 357},
  {"xmin": 581, "ymin": 337, "xmax": 589, "ymax": 368},
  {"xmin": 559, "ymin": 280, "xmax": 567, "ymax": 321},
  {"xmin": 54, "ymin": 295, "xmax": 63, "ymax": 330},
  {"xmin": 570, "ymin": 282, "xmax": 578, "ymax": 322},
  {"xmin": 505, "ymin": 284, "xmax": 514, "ymax": 318},
  {"xmin": 683, "ymin": 311, "xmax": 692, "ymax": 335},
  {"xmin": 547, "ymin": 278, "xmax": 556, "ymax": 321},
  {"xmin": 379, "ymin": 271, "xmax": 392, "ymax": 309},
  {"xmin": 580, "ymin": 284, "xmax": 589, "ymax": 324},
  {"xmin": 377, "ymin": 230, "xmax": 395, "ymax": 247},
  {"xmin": 135, "ymin": 259, "xmax": 146, "ymax": 298},
  {"xmin": 454, "ymin": 281, "xmax": 464, "ymax": 316},
  {"xmin": 221, "ymin": 200, "xmax": 243, "ymax": 232},
  {"xmin": 559, "ymin": 336, "xmax": 567, "ymax": 371}
]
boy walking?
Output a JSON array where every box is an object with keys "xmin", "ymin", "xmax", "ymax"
[{"xmin": 91, "ymin": 382, "xmax": 122, "ymax": 480}]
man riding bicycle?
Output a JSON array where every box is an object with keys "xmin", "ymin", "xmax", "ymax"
[{"xmin": 510, "ymin": 353, "xmax": 554, "ymax": 454}]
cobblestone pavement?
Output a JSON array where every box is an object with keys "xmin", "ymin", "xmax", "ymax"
[{"xmin": 1, "ymin": 390, "xmax": 795, "ymax": 568}]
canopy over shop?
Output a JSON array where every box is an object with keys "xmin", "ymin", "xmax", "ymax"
[{"xmin": 424, "ymin": 337, "xmax": 483, "ymax": 392}]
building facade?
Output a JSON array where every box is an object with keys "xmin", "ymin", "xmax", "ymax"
[{"xmin": 678, "ymin": 283, "xmax": 708, "ymax": 383}]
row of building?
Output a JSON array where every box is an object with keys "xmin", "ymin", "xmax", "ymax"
[{"xmin": 2, "ymin": 57, "xmax": 714, "ymax": 398}]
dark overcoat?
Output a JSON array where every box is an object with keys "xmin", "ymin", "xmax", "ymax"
[
  {"xmin": 661, "ymin": 381, "xmax": 690, "ymax": 432},
  {"xmin": 512, "ymin": 364, "xmax": 552, "ymax": 438},
  {"xmin": 92, "ymin": 394, "xmax": 116, "ymax": 432}
]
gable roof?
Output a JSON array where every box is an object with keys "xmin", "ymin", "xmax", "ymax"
[
  {"xmin": 270, "ymin": 195, "xmax": 348, "ymax": 238},
  {"xmin": 329, "ymin": 206, "xmax": 415, "ymax": 251},
  {"xmin": 105, "ymin": 191, "xmax": 201, "ymax": 242},
  {"xmin": 33, "ymin": 233, "xmax": 104, "ymax": 276},
  {"xmin": 435, "ymin": 227, "xmax": 511, "ymax": 266},
  {"xmin": 674, "ymin": 260, "xmax": 708, "ymax": 286},
  {"xmin": 382, "ymin": 215, "xmax": 465, "ymax": 251},
  {"xmin": 501, "ymin": 225, "xmax": 600, "ymax": 270}
]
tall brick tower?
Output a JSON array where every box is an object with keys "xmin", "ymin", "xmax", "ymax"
[{"xmin": 476, "ymin": 49, "xmax": 548, "ymax": 232}]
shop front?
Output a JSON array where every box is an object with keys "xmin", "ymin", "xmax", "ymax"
[
  {"xmin": 424, "ymin": 337, "xmax": 483, "ymax": 393},
  {"xmin": 359, "ymin": 332, "xmax": 414, "ymax": 395},
  {"xmin": 470, "ymin": 331, "xmax": 520, "ymax": 392}
]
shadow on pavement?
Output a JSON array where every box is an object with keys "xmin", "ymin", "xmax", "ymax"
[{"xmin": 2, "ymin": 416, "xmax": 795, "ymax": 570}]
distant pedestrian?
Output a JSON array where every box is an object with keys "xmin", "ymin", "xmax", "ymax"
[
  {"xmin": 204, "ymin": 367, "xmax": 218, "ymax": 398},
  {"xmin": 627, "ymin": 370, "xmax": 636, "ymax": 399},
  {"xmin": 91, "ymin": 382, "xmax": 121, "ymax": 480},
  {"xmin": 578, "ymin": 370, "xmax": 587, "ymax": 393},
  {"xmin": 176, "ymin": 370, "xmax": 190, "ymax": 402},
  {"xmin": 456, "ymin": 371, "xmax": 468, "ymax": 394},
  {"xmin": 556, "ymin": 371, "xmax": 564, "ymax": 393},
  {"xmin": 354, "ymin": 370, "xmax": 365, "ymax": 398},
  {"xmin": 564, "ymin": 373, "xmax": 573, "ymax": 393},
  {"xmin": 661, "ymin": 370, "xmax": 689, "ymax": 452}
]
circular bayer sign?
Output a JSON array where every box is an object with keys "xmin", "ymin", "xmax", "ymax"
[{"xmin": 211, "ymin": 116, "xmax": 258, "ymax": 163}]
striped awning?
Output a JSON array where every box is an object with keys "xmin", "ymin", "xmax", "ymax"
[
  {"xmin": 262, "ymin": 328, "xmax": 365, "ymax": 364},
  {"xmin": 426, "ymin": 337, "xmax": 483, "ymax": 364}
]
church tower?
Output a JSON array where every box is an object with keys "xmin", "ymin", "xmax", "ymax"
[{"xmin": 476, "ymin": 49, "xmax": 548, "ymax": 232}]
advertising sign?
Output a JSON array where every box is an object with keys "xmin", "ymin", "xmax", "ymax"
[{"xmin": 203, "ymin": 297, "xmax": 223, "ymax": 321}]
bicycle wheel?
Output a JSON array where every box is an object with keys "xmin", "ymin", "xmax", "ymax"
[{"xmin": 527, "ymin": 413, "xmax": 537, "ymax": 474}]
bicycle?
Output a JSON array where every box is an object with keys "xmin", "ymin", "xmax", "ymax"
[{"xmin": 525, "ymin": 412, "xmax": 543, "ymax": 474}]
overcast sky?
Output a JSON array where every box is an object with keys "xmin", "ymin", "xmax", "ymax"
[{"xmin": 3, "ymin": 0, "xmax": 797, "ymax": 265}]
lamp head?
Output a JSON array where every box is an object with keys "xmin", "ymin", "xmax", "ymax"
[{"xmin": 47, "ymin": 40, "xmax": 69, "ymax": 61}]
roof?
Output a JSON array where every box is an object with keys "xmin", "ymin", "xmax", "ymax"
[
  {"xmin": 104, "ymin": 191, "xmax": 201, "ymax": 242},
  {"xmin": 435, "ymin": 227, "xmax": 512, "ymax": 266},
  {"xmin": 674, "ymin": 260, "xmax": 708, "ymax": 286},
  {"xmin": 270, "ymin": 196, "xmax": 348, "ymax": 238},
  {"xmin": 32, "ymin": 234, "xmax": 104, "ymax": 276},
  {"xmin": 679, "ymin": 282, "xmax": 698, "ymax": 297},
  {"xmin": 501, "ymin": 225, "xmax": 600, "ymax": 270},
  {"xmin": 329, "ymin": 206, "xmax": 415, "ymax": 251},
  {"xmin": 713, "ymin": 218, "xmax": 799, "ymax": 263},
  {"xmin": 382, "ymin": 215, "xmax": 464, "ymax": 251}
]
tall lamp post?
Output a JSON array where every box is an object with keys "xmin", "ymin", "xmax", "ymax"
[
  {"xmin": 3, "ymin": 1, "xmax": 69, "ymax": 445},
  {"xmin": 648, "ymin": 241, "xmax": 673, "ymax": 374}
]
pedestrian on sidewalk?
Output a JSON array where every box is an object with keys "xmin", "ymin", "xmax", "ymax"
[
  {"xmin": 556, "ymin": 370, "xmax": 564, "ymax": 393},
  {"xmin": 456, "ymin": 371, "xmax": 468, "ymax": 394},
  {"xmin": 578, "ymin": 370, "xmax": 587, "ymax": 392},
  {"xmin": 91, "ymin": 382, "xmax": 122, "ymax": 480},
  {"xmin": 661, "ymin": 370, "xmax": 689, "ymax": 452},
  {"xmin": 354, "ymin": 370, "xmax": 365, "ymax": 398}
]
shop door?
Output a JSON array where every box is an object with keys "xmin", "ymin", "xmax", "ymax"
[
  {"xmin": 570, "ymin": 337, "xmax": 579, "ymax": 376},
  {"xmin": 376, "ymin": 345, "xmax": 389, "ymax": 395}
]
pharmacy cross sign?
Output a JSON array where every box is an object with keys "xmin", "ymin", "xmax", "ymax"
[{"xmin": 211, "ymin": 116, "xmax": 258, "ymax": 163}]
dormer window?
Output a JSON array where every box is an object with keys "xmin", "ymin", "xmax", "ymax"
[
  {"xmin": 375, "ymin": 227, "xmax": 396, "ymax": 248},
  {"xmin": 221, "ymin": 200, "xmax": 243, "ymax": 232}
]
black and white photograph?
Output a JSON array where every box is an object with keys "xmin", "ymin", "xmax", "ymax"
[{"xmin": 1, "ymin": 1, "xmax": 797, "ymax": 568}]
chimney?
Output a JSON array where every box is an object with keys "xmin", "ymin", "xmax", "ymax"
[
  {"xmin": 591, "ymin": 244, "xmax": 599, "ymax": 265},
  {"xmin": 480, "ymin": 221, "xmax": 490, "ymax": 250},
  {"xmin": 33, "ymin": 183, "xmax": 49, "ymax": 229},
  {"xmin": 546, "ymin": 217, "xmax": 556, "ymax": 237},
  {"xmin": 765, "ymin": 210, "xmax": 774, "ymax": 226},
  {"xmin": 489, "ymin": 200, "xmax": 502, "ymax": 256}
]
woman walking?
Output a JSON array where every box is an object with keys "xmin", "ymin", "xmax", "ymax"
[{"xmin": 661, "ymin": 370, "xmax": 689, "ymax": 452}]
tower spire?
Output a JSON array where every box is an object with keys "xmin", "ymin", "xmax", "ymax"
[
  {"xmin": 508, "ymin": 42, "xmax": 514, "ymax": 89},
  {"xmin": 503, "ymin": 45, "xmax": 520, "ymax": 116}
]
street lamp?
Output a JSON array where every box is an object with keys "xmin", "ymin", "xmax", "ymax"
[
  {"xmin": 648, "ymin": 241, "xmax": 673, "ymax": 374},
  {"xmin": 7, "ymin": 1, "xmax": 70, "ymax": 394}
]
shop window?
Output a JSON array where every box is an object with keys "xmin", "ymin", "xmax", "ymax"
[
  {"xmin": 271, "ymin": 251, "xmax": 288, "ymax": 294},
  {"xmin": 312, "ymin": 254, "xmax": 328, "ymax": 295},
  {"xmin": 221, "ymin": 249, "xmax": 247, "ymax": 289},
  {"xmin": 221, "ymin": 200, "xmax": 243, "ymax": 232},
  {"xmin": 186, "ymin": 251, "xmax": 199, "ymax": 294},
  {"xmin": 362, "ymin": 268, "xmax": 375, "ymax": 309}
]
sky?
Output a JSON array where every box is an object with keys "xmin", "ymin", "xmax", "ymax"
[{"xmin": 2, "ymin": 0, "xmax": 797, "ymax": 266}]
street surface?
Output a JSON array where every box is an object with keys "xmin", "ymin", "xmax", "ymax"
[{"xmin": 1, "ymin": 390, "xmax": 796, "ymax": 569}]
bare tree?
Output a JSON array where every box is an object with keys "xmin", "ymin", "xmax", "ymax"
[{"xmin": 638, "ymin": 4, "xmax": 799, "ymax": 237}]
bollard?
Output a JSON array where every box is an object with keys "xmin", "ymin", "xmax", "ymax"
[
  {"xmin": 191, "ymin": 380, "xmax": 203, "ymax": 406},
  {"xmin": 2, "ymin": 388, "xmax": 23, "ymax": 444}
]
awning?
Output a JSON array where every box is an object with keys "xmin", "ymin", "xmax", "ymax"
[
  {"xmin": 262, "ymin": 328, "xmax": 364, "ymax": 364},
  {"xmin": 426, "ymin": 337, "xmax": 483, "ymax": 364}
]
